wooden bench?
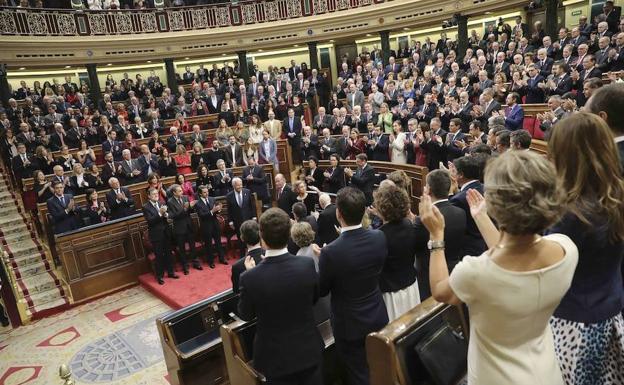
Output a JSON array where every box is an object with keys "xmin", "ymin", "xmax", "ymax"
[
  {"xmin": 367, "ymin": 297, "xmax": 469, "ymax": 385},
  {"xmin": 164, "ymin": 114, "xmax": 219, "ymax": 130}
]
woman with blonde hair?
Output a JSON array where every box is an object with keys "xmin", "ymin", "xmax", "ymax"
[
  {"xmin": 419, "ymin": 150, "xmax": 578, "ymax": 385},
  {"xmin": 376, "ymin": 103, "xmax": 393, "ymax": 134},
  {"xmin": 547, "ymin": 112, "xmax": 624, "ymax": 384},
  {"xmin": 215, "ymin": 119, "xmax": 234, "ymax": 147}
]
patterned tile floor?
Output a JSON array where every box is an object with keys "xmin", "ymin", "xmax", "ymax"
[{"xmin": 0, "ymin": 287, "xmax": 173, "ymax": 385}]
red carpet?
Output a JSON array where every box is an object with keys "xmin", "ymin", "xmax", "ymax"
[{"xmin": 139, "ymin": 256, "xmax": 236, "ymax": 310}]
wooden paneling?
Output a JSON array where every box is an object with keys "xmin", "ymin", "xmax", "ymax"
[{"xmin": 529, "ymin": 139, "xmax": 548, "ymax": 156}]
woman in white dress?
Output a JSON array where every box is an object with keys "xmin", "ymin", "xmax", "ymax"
[
  {"xmin": 374, "ymin": 183, "xmax": 420, "ymax": 321},
  {"xmin": 418, "ymin": 150, "xmax": 578, "ymax": 385},
  {"xmin": 389, "ymin": 120, "xmax": 407, "ymax": 164}
]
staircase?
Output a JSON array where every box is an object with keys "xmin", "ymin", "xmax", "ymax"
[{"xmin": 0, "ymin": 172, "xmax": 70, "ymax": 324}]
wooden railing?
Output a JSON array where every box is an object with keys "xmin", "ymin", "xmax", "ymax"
[{"xmin": 0, "ymin": 0, "xmax": 384, "ymax": 36}]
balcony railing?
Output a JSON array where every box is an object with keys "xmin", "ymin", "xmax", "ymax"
[{"xmin": 0, "ymin": 0, "xmax": 382, "ymax": 36}]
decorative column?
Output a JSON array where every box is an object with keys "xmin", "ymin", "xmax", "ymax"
[
  {"xmin": 237, "ymin": 51, "xmax": 249, "ymax": 82},
  {"xmin": 164, "ymin": 58, "xmax": 178, "ymax": 91},
  {"xmin": 307, "ymin": 41, "xmax": 319, "ymax": 70},
  {"xmin": 544, "ymin": 0, "xmax": 558, "ymax": 40},
  {"xmin": 457, "ymin": 15, "xmax": 469, "ymax": 62},
  {"xmin": 85, "ymin": 64, "xmax": 101, "ymax": 106},
  {"xmin": 379, "ymin": 30, "xmax": 391, "ymax": 66},
  {"xmin": 0, "ymin": 64, "xmax": 10, "ymax": 109}
]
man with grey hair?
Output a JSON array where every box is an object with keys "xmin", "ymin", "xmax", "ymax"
[
  {"xmin": 168, "ymin": 183, "xmax": 202, "ymax": 274},
  {"xmin": 106, "ymin": 176, "xmax": 135, "ymax": 219},
  {"xmin": 226, "ymin": 177, "xmax": 257, "ymax": 258},
  {"xmin": 143, "ymin": 187, "xmax": 177, "ymax": 285},
  {"xmin": 317, "ymin": 192, "xmax": 340, "ymax": 246},
  {"xmin": 120, "ymin": 148, "xmax": 143, "ymax": 184}
]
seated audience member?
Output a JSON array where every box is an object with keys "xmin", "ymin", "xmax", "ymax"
[
  {"xmin": 143, "ymin": 188, "xmax": 178, "ymax": 285},
  {"xmin": 450, "ymin": 154, "xmax": 488, "ymax": 256},
  {"xmin": 231, "ymin": 220, "xmax": 263, "ymax": 293},
  {"xmin": 105, "ymin": 177, "xmax": 135, "ymax": 220},
  {"xmin": 33, "ymin": 170, "xmax": 53, "ymax": 203},
  {"xmin": 79, "ymin": 188, "xmax": 109, "ymax": 226},
  {"xmin": 69, "ymin": 163, "xmax": 96, "ymax": 196},
  {"xmin": 500, "ymin": 92, "xmax": 524, "ymax": 131},
  {"xmin": 120, "ymin": 149, "xmax": 143, "ymax": 185},
  {"xmin": 547, "ymin": 112, "xmax": 624, "ymax": 384},
  {"xmin": 175, "ymin": 173, "xmax": 196, "ymax": 202},
  {"xmin": 191, "ymin": 141, "xmax": 207, "ymax": 172},
  {"xmin": 417, "ymin": 150, "xmax": 578, "ymax": 385},
  {"xmin": 87, "ymin": 164, "xmax": 106, "ymax": 191},
  {"xmin": 224, "ymin": 134, "xmax": 244, "ymax": 168},
  {"xmin": 494, "ymin": 129, "xmax": 511, "ymax": 154},
  {"xmin": 317, "ymin": 193, "xmax": 340, "ymax": 246},
  {"xmin": 373, "ymin": 183, "xmax": 420, "ymax": 321},
  {"xmin": 510, "ymin": 129, "xmax": 532, "ymax": 150},
  {"xmin": 238, "ymin": 208, "xmax": 323, "ymax": 385},
  {"xmin": 166, "ymin": 126, "xmax": 186, "ymax": 152},
  {"xmin": 414, "ymin": 169, "xmax": 467, "ymax": 299},
  {"xmin": 102, "ymin": 130, "xmax": 122, "ymax": 161},
  {"xmin": 212, "ymin": 159, "xmax": 233, "ymax": 196},
  {"xmin": 167, "ymin": 183, "xmax": 202, "ymax": 275},
  {"xmin": 195, "ymin": 185, "xmax": 227, "ymax": 268},
  {"xmin": 47, "ymin": 181, "xmax": 80, "ymax": 234},
  {"xmin": 323, "ymin": 154, "xmax": 346, "ymax": 194},
  {"xmin": 226, "ymin": 177, "xmax": 257, "ymax": 258},
  {"xmin": 345, "ymin": 153, "xmax": 376, "ymax": 206},
  {"xmin": 56, "ymin": 145, "xmax": 77, "ymax": 172},
  {"xmin": 158, "ymin": 147, "xmax": 178, "ymax": 177},
  {"xmin": 292, "ymin": 221, "xmax": 331, "ymax": 323},
  {"xmin": 585, "ymin": 83, "xmax": 624, "ymax": 170},
  {"xmin": 318, "ymin": 187, "xmax": 388, "ymax": 385}
]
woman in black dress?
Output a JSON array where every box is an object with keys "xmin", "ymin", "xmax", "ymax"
[
  {"xmin": 194, "ymin": 164, "xmax": 213, "ymax": 195},
  {"xmin": 293, "ymin": 180, "xmax": 317, "ymax": 214},
  {"xmin": 80, "ymin": 188, "xmax": 109, "ymax": 227},
  {"xmin": 323, "ymin": 154, "xmax": 345, "ymax": 194},
  {"xmin": 33, "ymin": 170, "xmax": 53, "ymax": 204},
  {"xmin": 158, "ymin": 147, "xmax": 178, "ymax": 177},
  {"xmin": 33, "ymin": 145, "xmax": 55, "ymax": 175},
  {"xmin": 304, "ymin": 156, "xmax": 325, "ymax": 190}
]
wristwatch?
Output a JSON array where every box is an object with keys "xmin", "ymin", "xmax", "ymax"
[{"xmin": 427, "ymin": 239, "xmax": 445, "ymax": 250}]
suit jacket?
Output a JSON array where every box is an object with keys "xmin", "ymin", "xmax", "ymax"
[
  {"xmin": 551, "ymin": 74, "xmax": 574, "ymax": 96},
  {"xmin": 536, "ymin": 57, "xmax": 554, "ymax": 78},
  {"xmin": 106, "ymin": 187, "xmax": 136, "ymax": 219},
  {"xmin": 102, "ymin": 140, "xmax": 123, "ymax": 161},
  {"xmin": 413, "ymin": 201, "xmax": 467, "ymax": 299},
  {"xmin": 312, "ymin": 114, "xmax": 334, "ymax": 132},
  {"xmin": 317, "ymin": 203, "xmax": 339, "ymax": 246},
  {"xmin": 47, "ymin": 194, "xmax": 79, "ymax": 234},
  {"xmin": 318, "ymin": 136, "xmax": 337, "ymax": 160},
  {"xmin": 238, "ymin": 252, "xmax": 324, "ymax": 378},
  {"xmin": 11, "ymin": 154, "xmax": 35, "ymax": 180},
  {"xmin": 276, "ymin": 184, "xmax": 297, "ymax": 216},
  {"xmin": 319, "ymin": 227, "xmax": 388, "ymax": 341},
  {"xmin": 444, "ymin": 131, "xmax": 467, "ymax": 162},
  {"xmin": 242, "ymin": 165, "xmax": 268, "ymax": 200},
  {"xmin": 524, "ymin": 76, "xmax": 546, "ymax": 104},
  {"xmin": 425, "ymin": 129, "xmax": 448, "ymax": 170},
  {"xmin": 231, "ymin": 247, "xmax": 263, "ymax": 294},
  {"xmin": 166, "ymin": 134, "xmax": 187, "ymax": 152},
  {"xmin": 505, "ymin": 104, "xmax": 525, "ymax": 131},
  {"xmin": 223, "ymin": 144, "xmax": 244, "ymax": 168},
  {"xmin": 450, "ymin": 181, "xmax": 487, "ymax": 256},
  {"xmin": 70, "ymin": 174, "xmax": 97, "ymax": 196},
  {"xmin": 167, "ymin": 195, "xmax": 194, "ymax": 236},
  {"xmin": 226, "ymin": 188, "xmax": 256, "ymax": 229},
  {"xmin": 367, "ymin": 134, "xmax": 390, "ymax": 162},
  {"xmin": 349, "ymin": 164, "xmax": 376, "ymax": 205},
  {"xmin": 345, "ymin": 91, "xmax": 365, "ymax": 112},
  {"xmin": 142, "ymin": 200, "xmax": 169, "ymax": 242},
  {"xmin": 324, "ymin": 166, "xmax": 345, "ymax": 194},
  {"xmin": 282, "ymin": 117, "xmax": 302, "ymax": 146},
  {"xmin": 119, "ymin": 158, "xmax": 143, "ymax": 184},
  {"xmin": 212, "ymin": 169, "xmax": 233, "ymax": 196}
]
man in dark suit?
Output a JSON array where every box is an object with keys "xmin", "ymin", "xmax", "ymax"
[
  {"xmin": 195, "ymin": 185, "xmax": 227, "ymax": 268},
  {"xmin": 585, "ymin": 83, "xmax": 624, "ymax": 170},
  {"xmin": 345, "ymin": 153, "xmax": 376, "ymax": 206},
  {"xmin": 242, "ymin": 156, "xmax": 268, "ymax": 205},
  {"xmin": 231, "ymin": 220, "xmax": 263, "ymax": 293},
  {"xmin": 549, "ymin": 62, "xmax": 574, "ymax": 96},
  {"xmin": 450, "ymin": 155, "xmax": 488, "ymax": 256},
  {"xmin": 525, "ymin": 65, "xmax": 547, "ymax": 104},
  {"xmin": 226, "ymin": 178, "xmax": 257, "ymax": 258},
  {"xmin": 11, "ymin": 143, "xmax": 35, "ymax": 180},
  {"xmin": 317, "ymin": 193, "xmax": 339, "ymax": 246},
  {"xmin": 105, "ymin": 177, "xmax": 136, "ymax": 220},
  {"xmin": 444, "ymin": 118, "xmax": 467, "ymax": 162},
  {"xmin": 47, "ymin": 181, "xmax": 80, "ymax": 234},
  {"xmin": 275, "ymin": 173, "xmax": 297, "ymax": 217},
  {"xmin": 223, "ymin": 135, "xmax": 244, "ymax": 168},
  {"xmin": 414, "ymin": 170, "xmax": 467, "ymax": 299},
  {"xmin": 319, "ymin": 187, "xmax": 388, "ymax": 385},
  {"xmin": 166, "ymin": 127, "xmax": 186, "ymax": 153},
  {"xmin": 425, "ymin": 118, "xmax": 448, "ymax": 171},
  {"xmin": 212, "ymin": 159, "xmax": 233, "ymax": 196},
  {"xmin": 143, "ymin": 188, "xmax": 178, "ymax": 285},
  {"xmin": 283, "ymin": 108, "xmax": 303, "ymax": 164},
  {"xmin": 167, "ymin": 184, "xmax": 202, "ymax": 275},
  {"xmin": 238, "ymin": 208, "xmax": 324, "ymax": 384},
  {"xmin": 366, "ymin": 125, "xmax": 390, "ymax": 162},
  {"xmin": 119, "ymin": 149, "xmax": 144, "ymax": 185},
  {"xmin": 573, "ymin": 55, "xmax": 602, "ymax": 106},
  {"xmin": 102, "ymin": 131, "xmax": 123, "ymax": 161}
]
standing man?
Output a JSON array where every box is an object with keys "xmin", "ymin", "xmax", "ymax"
[
  {"xmin": 275, "ymin": 173, "xmax": 297, "ymax": 216},
  {"xmin": 231, "ymin": 220, "xmax": 263, "ymax": 294},
  {"xmin": 283, "ymin": 108, "xmax": 303, "ymax": 164},
  {"xmin": 238, "ymin": 208, "xmax": 324, "ymax": 384},
  {"xmin": 344, "ymin": 154, "xmax": 376, "ymax": 206},
  {"xmin": 105, "ymin": 177, "xmax": 136, "ymax": 220},
  {"xmin": 318, "ymin": 187, "xmax": 388, "ymax": 385},
  {"xmin": 167, "ymin": 184, "xmax": 203, "ymax": 275},
  {"xmin": 317, "ymin": 193, "xmax": 340, "ymax": 246},
  {"xmin": 242, "ymin": 156, "xmax": 269, "ymax": 206},
  {"xmin": 226, "ymin": 177, "xmax": 257, "ymax": 258},
  {"xmin": 46, "ymin": 181, "xmax": 80, "ymax": 234},
  {"xmin": 143, "ymin": 188, "xmax": 178, "ymax": 285},
  {"xmin": 194, "ymin": 185, "xmax": 227, "ymax": 268}
]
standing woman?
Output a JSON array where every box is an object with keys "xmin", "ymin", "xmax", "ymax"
[
  {"xmin": 389, "ymin": 121, "xmax": 407, "ymax": 164},
  {"xmin": 322, "ymin": 154, "xmax": 345, "ymax": 194},
  {"xmin": 194, "ymin": 164, "xmax": 213, "ymax": 193},
  {"xmin": 419, "ymin": 150, "xmax": 578, "ymax": 385},
  {"xmin": 374, "ymin": 183, "xmax": 420, "ymax": 321},
  {"xmin": 345, "ymin": 128, "xmax": 367, "ymax": 160},
  {"xmin": 173, "ymin": 144, "xmax": 192, "ymax": 176},
  {"xmin": 80, "ymin": 188, "xmax": 109, "ymax": 226},
  {"xmin": 413, "ymin": 121, "xmax": 429, "ymax": 167},
  {"xmin": 175, "ymin": 173, "xmax": 196, "ymax": 202},
  {"xmin": 547, "ymin": 112, "xmax": 624, "ymax": 385},
  {"xmin": 33, "ymin": 170, "xmax": 53, "ymax": 203},
  {"xmin": 258, "ymin": 129, "xmax": 279, "ymax": 172},
  {"xmin": 293, "ymin": 180, "xmax": 317, "ymax": 214},
  {"xmin": 248, "ymin": 115, "xmax": 264, "ymax": 144},
  {"xmin": 158, "ymin": 147, "xmax": 178, "ymax": 177},
  {"xmin": 376, "ymin": 103, "xmax": 394, "ymax": 134}
]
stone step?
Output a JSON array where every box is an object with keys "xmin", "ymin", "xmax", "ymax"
[
  {"xmin": 0, "ymin": 230, "xmax": 35, "ymax": 245},
  {"xmin": 31, "ymin": 297, "xmax": 68, "ymax": 314},
  {"xmin": 22, "ymin": 288, "xmax": 66, "ymax": 310},
  {"xmin": 4, "ymin": 251, "xmax": 46, "ymax": 269},
  {"xmin": 0, "ymin": 216, "xmax": 25, "ymax": 227},
  {"xmin": 15, "ymin": 260, "xmax": 51, "ymax": 278},
  {"xmin": 0, "ymin": 222, "xmax": 31, "ymax": 237},
  {"xmin": 4, "ymin": 243, "xmax": 42, "ymax": 259},
  {"xmin": 18, "ymin": 272, "xmax": 61, "ymax": 296}
]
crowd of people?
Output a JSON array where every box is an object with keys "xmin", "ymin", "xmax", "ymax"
[
  {"xmin": 2, "ymin": 5, "xmax": 624, "ymax": 383},
  {"xmin": 0, "ymin": 0, "xmax": 221, "ymax": 9}
]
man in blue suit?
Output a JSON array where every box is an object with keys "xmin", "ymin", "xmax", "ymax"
[
  {"xmin": 450, "ymin": 154, "xmax": 488, "ymax": 256},
  {"xmin": 318, "ymin": 187, "xmax": 388, "ymax": 385},
  {"xmin": 238, "ymin": 208, "xmax": 324, "ymax": 384},
  {"xmin": 502, "ymin": 93, "xmax": 525, "ymax": 131},
  {"xmin": 525, "ymin": 65, "xmax": 546, "ymax": 103},
  {"xmin": 46, "ymin": 181, "xmax": 80, "ymax": 234},
  {"xmin": 282, "ymin": 108, "xmax": 303, "ymax": 164}
]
